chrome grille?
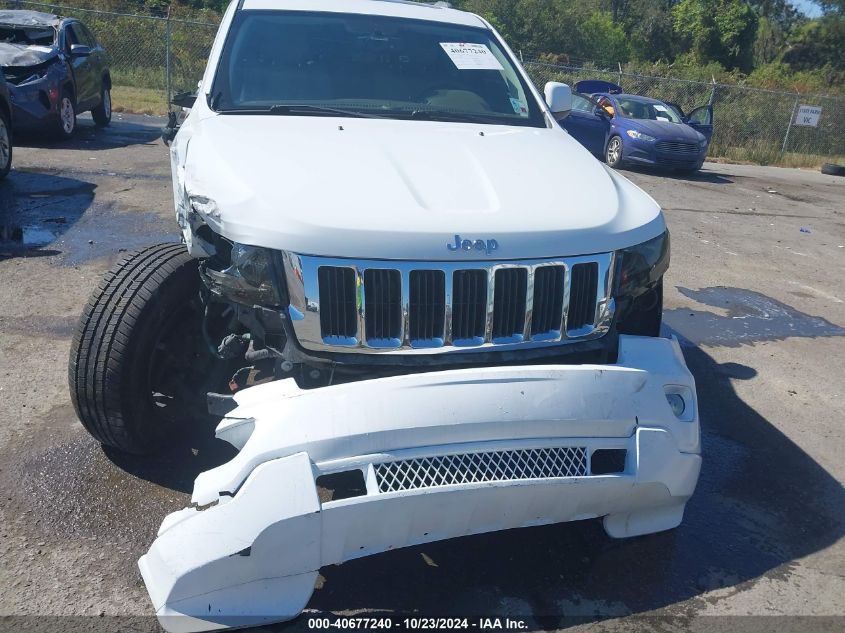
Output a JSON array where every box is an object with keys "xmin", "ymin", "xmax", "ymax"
[
  {"xmin": 317, "ymin": 266, "xmax": 357, "ymax": 343},
  {"xmin": 531, "ymin": 265, "xmax": 565, "ymax": 338},
  {"xmin": 374, "ymin": 447, "xmax": 588, "ymax": 493},
  {"xmin": 655, "ymin": 140, "xmax": 699, "ymax": 154},
  {"xmin": 408, "ymin": 270, "xmax": 446, "ymax": 345},
  {"xmin": 567, "ymin": 263, "xmax": 599, "ymax": 333},
  {"xmin": 363, "ymin": 269, "xmax": 402, "ymax": 345},
  {"xmin": 492, "ymin": 268, "xmax": 528, "ymax": 342},
  {"xmin": 451, "ymin": 270, "xmax": 488, "ymax": 344},
  {"xmin": 284, "ymin": 252, "xmax": 614, "ymax": 354}
]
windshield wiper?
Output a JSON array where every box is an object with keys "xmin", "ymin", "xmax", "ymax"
[
  {"xmin": 219, "ymin": 104, "xmax": 384, "ymax": 118},
  {"xmin": 407, "ymin": 109, "xmax": 500, "ymax": 124}
]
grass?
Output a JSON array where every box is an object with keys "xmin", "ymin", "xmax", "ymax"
[
  {"xmin": 709, "ymin": 144, "xmax": 845, "ymax": 169},
  {"xmin": 111, "ymin": 84, "xmax": 168, "ymax": 116}
]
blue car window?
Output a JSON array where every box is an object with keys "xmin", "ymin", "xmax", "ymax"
[
  {"xmin": 618, "ymin": 97, "xmax": 682, "ymax": 123},
  {"xmin": 688, "ymin": 107, "xmax": 712, "ymax": 125},
  {"xmin": 571, "ymin": 94, "xmax": 595, "ymax": 113}
]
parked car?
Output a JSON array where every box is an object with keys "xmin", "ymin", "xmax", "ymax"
[
  {"xmin": 0, "ymin": 71, "xmax": 11, "ymax": 179},
  {"xmin": 69, "ymin": 1, "xmax": 701, "ymax": 629},
  {"xmin": 0, "ymin": 10, "xmax": 111, "ymax": 139},
  {"xmin": 561, "ymin": 80, "xmax": 713, "ymax": 173}
]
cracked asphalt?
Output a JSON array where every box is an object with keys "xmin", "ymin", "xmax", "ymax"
[{"xmin": 0, "ymin": 114, "xmax": 843, "ymax": 632}]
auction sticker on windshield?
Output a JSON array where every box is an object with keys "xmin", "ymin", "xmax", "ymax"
[{"xmin": 440, "ymin": 42, "xmax": 504, "ymax": 70}]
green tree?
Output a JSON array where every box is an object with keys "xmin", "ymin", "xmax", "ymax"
[
  {"xmin": 782, "ymin": 14, "xmax": 845, "ymax": 71},
  {"xmin": 576, "ymin": 10, "xmax": 630, "ymax": 63},
  {"xmin": 673, "ymin": 0, "xmax": 758, "ymax": 71}
]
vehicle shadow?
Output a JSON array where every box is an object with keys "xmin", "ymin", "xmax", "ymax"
[
  {"xmin": 265, "ymin": 289, "xmax": 845, "ymax": 629},
  {"xmin": 0, "ymin": 169, "xmax": 95, "ymax": 260},
  {"xmin": 13, "ymin": 113, "xmax": 164, "ymax": 150},
  {"xmin": 621, "ymin": 164, "xmax": 734, "ymax": 184},
  {"xmin": 103, "ymin": 439, "xmax": 238, "ymax": 495}
]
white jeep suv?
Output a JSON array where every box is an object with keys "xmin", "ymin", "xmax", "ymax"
[{"xmin": 68, "ymin": 1, "xmax": 700, "ymax": 630}]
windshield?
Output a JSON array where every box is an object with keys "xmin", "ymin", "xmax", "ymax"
[
  {"xmin": 0, "ymin": 24, "xmax": 55, "ymax": 46},
  {"xmin": 616, "ymin": 97, "xmax": 682, "ymax": 123},
  {"xmin": 210, "ymin": 10, "xmax": 545, "ymax": 127}
]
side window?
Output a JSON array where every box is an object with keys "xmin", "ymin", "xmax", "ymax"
[
  {"xmin": 64, "ymin": 23, "xmax": 79, "ymax": 50},
  {"xmin": 79, "ymin": 24, "xmax": 97, "ymax": 47},
  {"xmin": 570, "ymin": 94, "xmax": 595, "ymax": 114},
  {"xmin": 67, "ymin": 24, "xmax": 92, "ymax": 48},
  {"xmin": 688, "ymin": 107, "xmax": 712, "ymax": 125}
]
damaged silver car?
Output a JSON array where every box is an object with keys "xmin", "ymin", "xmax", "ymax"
[{"xmin": 0, "ymin": 10, "xmax": 111, "ymax": 138}]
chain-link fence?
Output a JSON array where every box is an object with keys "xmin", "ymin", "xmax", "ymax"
[
  {"xmin": 2, "ymin": 1, "xmax": 843, "ymax": 164},
  {"xmin": 524, "ymin": 60, "xmax": 844, "ymax": 164}
]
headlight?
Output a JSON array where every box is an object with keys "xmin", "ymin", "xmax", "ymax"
[
  {"xmin": 626, "ymin": 129, "xmax": 656, "ymax": 142},
  {"xmin": 615, "ymin": 231, "xmax": 670, "ymax": 299},
  {"xmin": 699, "ymin": 138, "xmax": 709, "ymax": 147},
  {"xmin": 13, "ymin": 69, "xmax": 47, "ymax": 85},
  {"xmin": 201, "ymin": 242, "xmax": 282, "ymax": 306}
]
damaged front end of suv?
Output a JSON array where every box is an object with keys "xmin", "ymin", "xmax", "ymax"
[
  {"xmin": 69, "ymin": 1, "xmax": 700, "ymax": 630},
  {"xmin": 0, "ymin": 11, "xmax": 66, "ymax": 131}
]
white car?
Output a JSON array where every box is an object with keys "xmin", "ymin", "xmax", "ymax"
[{"xmin": 68, "ymin": 0, "xmax": 700, "ymax": 630}]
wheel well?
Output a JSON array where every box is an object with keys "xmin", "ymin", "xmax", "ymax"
[
  {"xmin": 62, "ymin": 82, "xmax": 76, "ymax": 104},
  {"xmin": 0, "ymin": 99, "xmax": 10, "ymax": 127},
  {"xmin": 605, "ymin": 133, "xmax": 623, "ymax": 154}
]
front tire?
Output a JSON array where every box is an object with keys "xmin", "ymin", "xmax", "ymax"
[
  {"xmin": 0, "ymin": 108, "xmax": 11, "ymax": 180},
  {"xmin": 56, "ymin": 89, "xmax": 77, "ymax": 139},
  {"xmin": 92, "ymin": 85, "xmax": 112, "ymax": 127},
  {"xmin": 69, "ymin": 243, "xmax": 216, "ymax": 455},
  {"xmin": 605, "ymin": 135, "xmax": 624, "ymax": 168}
]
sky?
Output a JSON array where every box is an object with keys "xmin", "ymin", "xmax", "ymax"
[{"xmin": 791, "ymin": 0, "xmax": 824, "ymax": 17}]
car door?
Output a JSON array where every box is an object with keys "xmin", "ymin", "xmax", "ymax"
[
  {"xmin": 559, "ymin": 93, "xmax": 610, "ymax": 156},
  {"xmin": 78, "ymin": 23, "xmax": 106, "ymax": 98},
  {"xmin": 686, "ymin": 105, "xmax": 713, "ymax": 142},
  {"xmin": 64, "ymin": 22, "xmax": 97, "ymax": 109}
]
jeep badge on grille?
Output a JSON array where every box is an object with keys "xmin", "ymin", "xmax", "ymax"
[{"xmin": 448, "ymin": 234, "xmax": 499, "ymax": 255}]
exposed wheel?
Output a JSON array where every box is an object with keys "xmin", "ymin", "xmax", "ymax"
[
  {"xmin": 69, "ymin": 243, "xmax": 219, "ymax": 455},
  {"xmin": 91, "ymin": 85, "xmax": 112, "ymax": 127},
  {"xmin": 605, "ymin": 135, "xmax": 624, "ymax": 168},
  {"xmin": 821, "ymin": 163, "xmax": 845, "ymax": 177},
  {"xmin": 0, "ymin": 108, "xmax": 11, "ymax": 180},
  {"xmin": 56, "ymin": 89, "xmax": 77, "ymax": 139},
  {"xmin": 618, "ymin": 279, "xmax": 663, "ymax": 337}
]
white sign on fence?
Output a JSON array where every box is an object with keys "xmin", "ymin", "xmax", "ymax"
[{"xmin": 794, "ymin": 105, "xmax": 822, "ymax": 127}]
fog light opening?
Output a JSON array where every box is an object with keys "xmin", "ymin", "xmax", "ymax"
[{"xmin": 665, "ymin": 392, "xmax": 686, "ymax": 418}]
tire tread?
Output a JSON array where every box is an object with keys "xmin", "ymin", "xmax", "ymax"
[{"xmin": 69, "ymin": 242, "xmax": 195, "ymax": 453}]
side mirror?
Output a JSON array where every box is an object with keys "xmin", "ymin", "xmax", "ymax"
[
  {"xmin": 70, "ymin": 44, "xmax": 92, "ymax": 57},
  {"xmin": 171, "ymin": 91, "xmax": 197, "ymax": 109},
  {"xmin": 544, "ymin": 82, "xmax": 572, "ymax": 120},
  {"xmin": 161, "ymin": 111, "xmax": 179, "ymax": 146}
]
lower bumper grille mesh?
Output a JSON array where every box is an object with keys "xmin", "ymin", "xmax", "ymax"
[{"xmin": 374, "ymin": 446, "xmax": 587, "ymax": 493}]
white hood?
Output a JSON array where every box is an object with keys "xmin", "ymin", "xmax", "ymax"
[{"xmin": 183, "ymin": 114, "xmax": 664, "ymax": 260}]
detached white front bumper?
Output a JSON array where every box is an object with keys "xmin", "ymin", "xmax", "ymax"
[{"xmin": 139, "ymin": 335, "xmax": 701, "ymax": 632}]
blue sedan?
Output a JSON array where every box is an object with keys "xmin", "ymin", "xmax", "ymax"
[{"xmin": 560, "ymin": 81, "xmax": 713, "ymax": 173}]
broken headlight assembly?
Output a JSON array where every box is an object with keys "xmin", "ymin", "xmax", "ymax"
[
  {"xmin": 200, "ymin": 240, "xmax": 282, "ymax": 307},
  {"xmin": 613, "ymin": 230, "xmax": 669, "ymax": 335},
  {"xmin": 615, "ymin": 230, "xmax": 669, "ymax": 300}
]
